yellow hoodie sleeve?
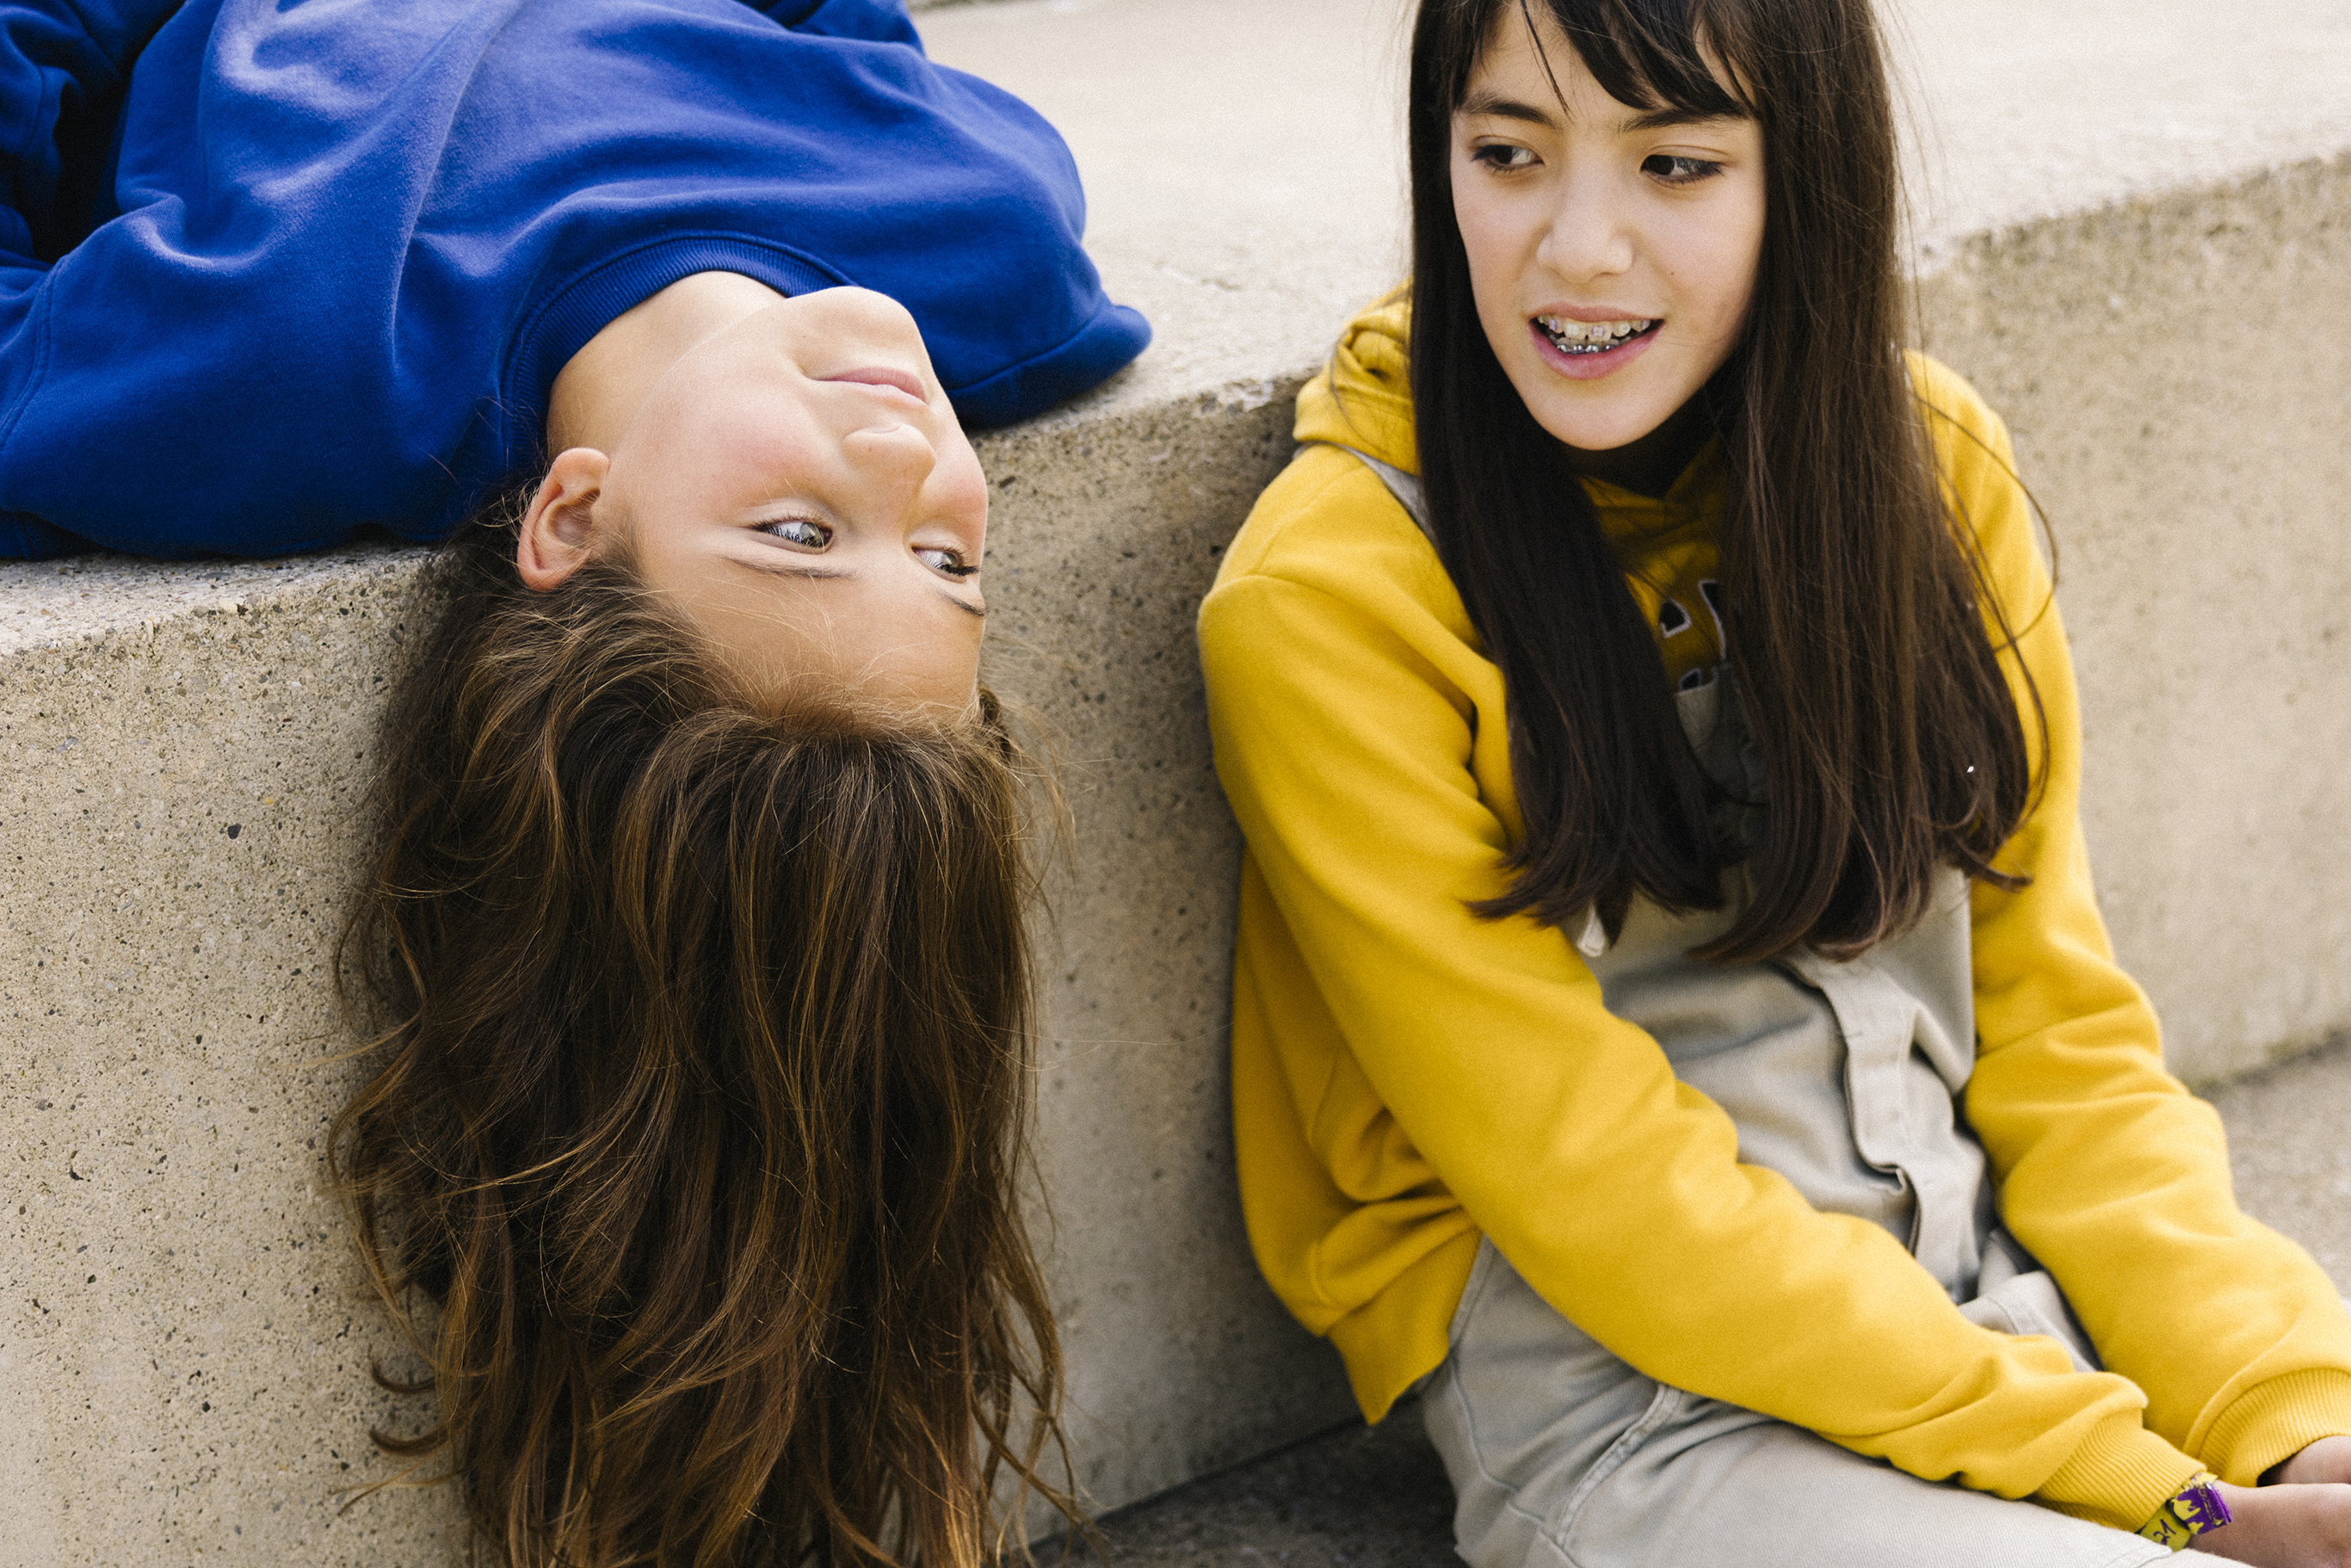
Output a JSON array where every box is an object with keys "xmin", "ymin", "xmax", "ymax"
[
  {"xmin": 1202, "ymin": 463, "xmax": 2200, "ymax": 1532},
  {"xmin": 1924, "ymin": 363, "xmax": 2351, "ymax": 1492}
]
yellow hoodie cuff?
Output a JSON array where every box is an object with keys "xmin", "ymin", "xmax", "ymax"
[
  {"xmin": 2200, "ymin": 1368, "xmax": 2351, "ymax": 1485},
  {"xmin": 2034, "ymin": 1413, "xmax": 2203, "ymax": 1531}
]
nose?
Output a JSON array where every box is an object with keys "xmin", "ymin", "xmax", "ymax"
[
  {"xmin": 841, "ymin": 418, "xmax": 940, "ymax": 535},
  {"xmin": 1534, "ymin": 164, "xmax": 1636, "ymax": 283}
]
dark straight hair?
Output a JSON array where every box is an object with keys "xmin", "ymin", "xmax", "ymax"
[{"xmin": 1407, "ymin": 0, "xmax": 2039, "ymax": 962}]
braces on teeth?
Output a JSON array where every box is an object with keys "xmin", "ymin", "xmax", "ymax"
[{"xmin": 1537, "ymin": 315, "xmax": 1654, "ymax": 353}]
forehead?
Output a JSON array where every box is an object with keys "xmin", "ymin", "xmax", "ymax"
[
  {"xmin": 1457, "ymin": 0, "xmax": 1748, "ymax": 120},
  {"xmin": 1463, "ymin": 6, "xmax": 1577, "ymax": 102}
]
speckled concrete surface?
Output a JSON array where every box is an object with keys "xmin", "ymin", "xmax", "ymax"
[
  {"xmin": 2212, "ymin": 1036, "xmax": 2351, "ymax": 1291},
  {"xmin": 0, "ymin": 546, "xmax": 417, "ymax": 657},
  {"xmin": 2, "ymin": 564, "xmax": 458, "ymax": 1565},
  {"xmin": 969, "ymin": 396, "xmax": 1363, "ymax": 1513},
  {"xmin": 6, "ymin": 2, "xmax": 2351, "ymax": 1562},
  {"xmin": 1891, "ymin": 1, "xmax": 2351, "ymax": 260},
  {"xmin": 1055, "ymin": 1406, "xmax": 1457, "ymax": 1568},
  {"xmin": 1917, "ymin": 155, "xmax": 2351, "ymax": 1077}
]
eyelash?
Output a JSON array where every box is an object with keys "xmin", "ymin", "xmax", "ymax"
[
  {"xmin": 1642, "ymin": 153, "xmax": 1722, "ymax": 184},
  {"xmin": 1470, "ymin": 143, "xmax": 1537, "ymax": 173},
  {"xmin": 762, "ymin": 519, "xmax": 976, "ymax": 578},
  {"xmin": 1466, "ymin": 144, "xmax": 1725, "ymax": 186}
]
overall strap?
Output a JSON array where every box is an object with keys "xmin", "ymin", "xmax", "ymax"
[{"xmin": 1303, "ymin": 441, "xmax": 1434, "ymax": 548}]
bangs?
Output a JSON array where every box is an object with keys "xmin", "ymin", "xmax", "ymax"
[{"xmin": 1432, "ymin": 0, "xmax": 1754, "ymax": 124}]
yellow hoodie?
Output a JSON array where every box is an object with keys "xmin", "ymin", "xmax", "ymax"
[{"xmin": 1196, "ymin": 295, "xmax": 2351, "ymax": 1530}]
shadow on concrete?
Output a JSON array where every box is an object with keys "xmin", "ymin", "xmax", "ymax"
[{"xmin": 1049, "ymin": 1404, "xmax": 1455, "ymax": 1567}]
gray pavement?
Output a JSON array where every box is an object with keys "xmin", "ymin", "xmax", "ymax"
[
  {"xmin": 1063, "ymin": 1037, "xmax": 2351, "ymax": 1567},
  {"xmin": 1053, "ymin": 1408, "xmax": 1454, "ymax": 1568}
]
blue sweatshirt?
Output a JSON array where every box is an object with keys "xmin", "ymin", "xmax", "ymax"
[{"xmin": 0, "ymin": 0, "xmax": 1150, "ymax": 559}]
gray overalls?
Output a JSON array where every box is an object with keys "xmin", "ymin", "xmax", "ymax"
[{"xmin": 1325, "ymin": 448, "xmax": 2200, "ymax": 1568}]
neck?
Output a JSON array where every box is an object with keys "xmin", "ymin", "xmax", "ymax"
[
  {"xmin": 1565, "ymin": 394, "xmax": 1715, "ymax": 498},
  {"xmin": 546, "ymin": 272, "xmax": 787, "ymax": 453}
]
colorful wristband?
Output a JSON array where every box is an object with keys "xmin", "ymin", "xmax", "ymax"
[{"xmin": 2134, "ymin": 1472, "xmax": 2232, "ymax": 1552}]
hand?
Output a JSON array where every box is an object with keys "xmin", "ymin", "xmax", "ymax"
[
  {"xmin": 2190, "ymin": 1480, "xmax": 2351, "ymax": 1568},
  {"xmin": 2269, "ymin": 1438, "xmax": 2351, "ymax": 1488}
]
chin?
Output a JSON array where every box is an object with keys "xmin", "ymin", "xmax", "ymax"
[
  {"xmin": 1506, "ymin": 380, "xmax": 1671, "ymax": 456},
  {"xmin": 1530, "ymin": 405, "xmax": 1674, "ymax": 455}
]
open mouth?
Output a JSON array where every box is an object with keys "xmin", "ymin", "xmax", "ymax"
[{"xmin": 1534, "ymin": 316, "xmax": 1659, "ymax": 355}]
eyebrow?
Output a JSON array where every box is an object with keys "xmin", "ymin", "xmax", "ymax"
[
  {"xmin": 728, "ymin": 554, "xmax": 987, "ymax": 619},
  {"xmin": 1457, "ymin": 91, "xmax": 1744, "ymax": 134}
]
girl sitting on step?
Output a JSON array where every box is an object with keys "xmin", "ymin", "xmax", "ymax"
[
  {"xmin": 0, "ymin": 0, "xmax": 1146, "ymax": 1561},
  {"xmin": 1198, "ymin": 2, "xmax": 2351, "ymax": 1565}
]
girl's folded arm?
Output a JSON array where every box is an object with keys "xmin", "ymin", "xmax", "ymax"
[
  {"xmin": 1942, "ymin": 388, "xmax": 2351, "ymax": 1487},
  {"xmin": 0, "ymin": 0, "xmax": 176, "ymax": 245},
  {"xmin": 0, "ymin": 0, "xmax": 181, "ymax": 552},
  {"xmin": 1198, "ymin": 514, "xmax": 2198, "ymax": 1529}
]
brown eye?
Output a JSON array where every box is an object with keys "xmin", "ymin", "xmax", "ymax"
[
  {"xmin": 1642, "ymin": 154, "xmax": 1719, "ymax": 183},
  {"xmin": 916, "ymin": 546, "xmax": 977, "ymax": 578}
]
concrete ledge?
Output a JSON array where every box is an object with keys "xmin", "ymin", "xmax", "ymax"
[
  {"xmin": 7, "ymin": 2, "xmax": 2351, "ymax": 1560},
  {"xmin": 1916, "ymin": 151, "xmax": 2351, "ymax": 1076},
  {"xmin": 1, "ymin": 393, "xmax": 1343, "ymax": 1566}
]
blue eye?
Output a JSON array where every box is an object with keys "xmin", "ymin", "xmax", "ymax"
[{"xmin": 763, "ymin": 518, "xmax": 830, "ymax": 548}]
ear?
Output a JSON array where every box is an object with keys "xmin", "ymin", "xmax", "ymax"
[{"xmin": 516, "ymin": 448, "xmax": 614, "ymax": 592}]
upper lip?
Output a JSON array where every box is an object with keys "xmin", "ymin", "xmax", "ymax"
[
  {"xmin": 1533, "ymin": 306, "xmax": 1658, "ymax": 323},
  {"xmin": 821, "ymin": 366, "xmax": 929, "ymax": 400}
]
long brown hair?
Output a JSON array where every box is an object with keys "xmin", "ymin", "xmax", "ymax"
[
  {"xmin": 1407, "ymin": 0, "xmax": 2039, "ymax": 962},
  {"xmin": 331, "ymin": 497, "xmax": 1077, "ymax": 1565}
]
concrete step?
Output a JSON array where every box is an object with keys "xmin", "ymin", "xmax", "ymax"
[
  {"xmin": 1059, "ymin": 1037, "xmax": 2351, "ymax": 1568},
  {"xmin": 6, "ymin": 1, "xmax": 2351, "ymax": 1561}
]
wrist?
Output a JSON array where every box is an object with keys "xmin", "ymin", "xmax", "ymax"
[{"xmin": 2136, "ymin": 1472, "xmax": 2234, "ymax": 1552}]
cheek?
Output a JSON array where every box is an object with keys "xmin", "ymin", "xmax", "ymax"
[
  {"xmin": 632, "ymin": 397, "xmax": 823, "ymax": 529},
  {"xmin": 1451, "ymin": 176, "xmax": 1525, "ymax": 323},
  {"xmin": 716, "ymin": 397, "xmax": 825, "ymax": 485},
  {"xmin": 1686, "ymin": 188, "xmax": 1767, "ymax": 336},
  {"xmin": 1651, "ymin": 231, "xmax": 1752, "ymax": 351}
]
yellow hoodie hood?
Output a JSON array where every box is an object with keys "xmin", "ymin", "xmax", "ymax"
[{"xmin": 1293, "ymin": 291, "xmax": 1417, "ymax": 472}]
